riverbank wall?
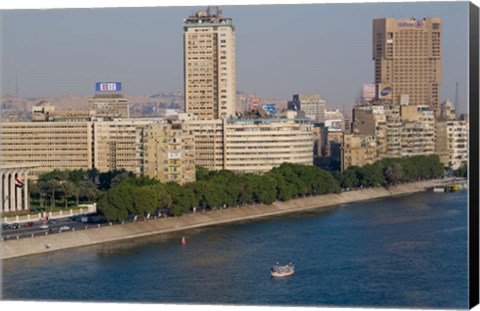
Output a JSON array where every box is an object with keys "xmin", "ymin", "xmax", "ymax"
[{"xmin": 1, "ymin": 180, "xmax": 443, "ymax": 260}]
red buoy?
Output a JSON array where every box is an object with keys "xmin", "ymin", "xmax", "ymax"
[{"xmin": 181, "ymin": 236, "xmax": 186, "ymax": 245}]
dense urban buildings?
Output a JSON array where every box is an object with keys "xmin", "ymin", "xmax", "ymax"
[
  {"xmin": 89, "ymin": 93, "xmax": 130, "ymax": 119},
  {"xmin": 372, "ymin": 17, "xmax": 442, "ymax": 109},
  {"xmin": 182, "ymin": 113, "xmax": 313, "ymax": 174},
  {"xmin": 288, "ymin": 94, "xmax": 326, "ymax": 122},
  {"xmin": 183, "ymin": 7, "xmax": 236, "ymax": 120},
  {"xmin": 341, "ymin": 134, "xmax": 377, "ymax": 171},
  {"xmin": 0, "ymin": 9, "xmax": 469, "ymax": 198},
  {"xmin": 400, "ymin": 105, "xmax": 436, "ymax": 157},
  {"xmin": 0, "ymin": 121, "xmax": 94, "ymax": 177},
  {"xmin": 32, "ymin": 102, "xmax": 90, "ymax": 122},
  {"xmin": 144, "ymin": 118, "xmax": 196, "ymax": 184}
]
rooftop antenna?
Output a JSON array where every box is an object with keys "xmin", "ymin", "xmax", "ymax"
[
  {"xmin": 15, "ymin": 69, "xmax": 19, "ymax": 97},
  {"xmin": 454, "ymin": 82, "xmax": 459, "ymax": 112}
]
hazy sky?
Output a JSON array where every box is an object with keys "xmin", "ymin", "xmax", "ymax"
[{"xmin": 1, "ymin": 1, "xmax": 470, "ymax": 111}]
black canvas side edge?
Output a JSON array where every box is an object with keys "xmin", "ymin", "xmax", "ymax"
[{"xmin": 469, "ymin": 1, "xmax": 480, "ymax": 309}]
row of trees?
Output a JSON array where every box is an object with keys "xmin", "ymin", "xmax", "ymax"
[
  {"xmin": 454, "ymin": 164, "xmax": 468, "ymax": 178},
  {"xmin": 96, "ymin": 155, "xmax": 445, "ymax": 222},
  {"xmin": 29, "ymin": 169, "xmax": 135, "ymax": 210},
  {"xmin": 335, "ymin": 155, "xmax": 445, "ymax": 189}
]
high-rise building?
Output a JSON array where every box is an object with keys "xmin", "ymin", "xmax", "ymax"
[
  {"xmin": 183, "ymin": 7, "xmax": 236, "ymax": 120},
  {"xmin": 373, "ymin": 18, "xmax": 442, "ymax": 109},
  {"xmin": 288, "ymin": 94, "xmax": 326, "ymax": 122}
]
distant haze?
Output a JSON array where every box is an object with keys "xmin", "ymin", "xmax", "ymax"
[{"xmin": 1, "ymin": 2, "xmax": 469, "ymax": 112}]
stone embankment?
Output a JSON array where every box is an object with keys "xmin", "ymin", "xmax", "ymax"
[{"xmin": 1, "ymin": 180, "xmax": 442, "ymax": 260}]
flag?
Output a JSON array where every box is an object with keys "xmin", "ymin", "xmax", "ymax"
[{"xmin": 15, "ymin": 178, "xmax": 24, "ymax": 188}]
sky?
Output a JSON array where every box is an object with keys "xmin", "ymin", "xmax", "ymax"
[{"xmin": 0, "ymin": 1, "xmax": 471, "ymax": 112}]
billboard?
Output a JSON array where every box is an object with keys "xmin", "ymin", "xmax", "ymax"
[
  {"xmin": 363, "ymin": 83, "xmax": 376, "ymax": 100},
  {"xmin": 377, "ymin": 84, "xmax": 393, "ymax": 100},
  {"xmin": 96, "ymin": 82, "xmax": 122, "ymax": 92},
  {"xmin": 324, "ymin": 119, "xmax": 343, "ymax": 132},
  {"xmin": 262, "ymin": 104, "xmax": 277, "ymax": 116},
  {"xmin": 397, "ymin": 19, "xmax": 425, "ymax": 28}
]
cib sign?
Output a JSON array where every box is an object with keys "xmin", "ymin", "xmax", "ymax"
[{"xmin": 96, "ymin": 82, "xmax": 121, "ymax": 92}]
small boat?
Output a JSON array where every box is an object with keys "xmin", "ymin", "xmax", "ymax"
[
  {"xmin": 271, "ymin": 262, "xmax": 294, "ymax": 277},
  {"xmin": 433, "ymin": 186, "xmax": 445, "ymax": 193}
]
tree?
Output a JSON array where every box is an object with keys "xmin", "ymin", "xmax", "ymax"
[
  {"xmin": 454, "ymin": 164, "xmax": 468, "ymax": 178},
  {"xmin": 47, "ymin": 179, "xmax": 60, "ymax": 210},
  {"xmin": 110, "ymin": 171, "xmax": 134, "ymax": 188},
  {"xmin": 166, "ymin": 182, "xmax": 197, "ymax": 215},
  {"xmin": 248, "ymin": 174, "xmax": 277, "ymax": 205},
  {"xmin": 357, "ymin": 164, "xmax": 385, "ymax": 187},
  {"xmin": 87, "ymin": 168, "xmax": 100, "ymax": 184},
  {"xmin": 340, "ymin": 168, "xmax": 360, "ymax": 189},
  {"xmin": 195, "ymin": 166, "xmax": 211, "ymax": 181},
  {"xmin": 79, "ymin": 180, "xmax": 98, "ymax": 203},
  {"xmin": 385, "ymin": 162, "xmax": 403, "ymax": 186},
  {"xmin": 97, "ymin": 193, "xmax": 128, "ymax": 223},
  {"xmin": 61, "ymin": 180, "xmax": 76, "ymax": 208},
  {"xmin": 68, "ymin": 169, "xmax": 86, "ymax": 184},
  {"xmin": 28, "ymin": 180, "xmax": 40, "ymax": 208},
  {"xmin": 147, "ymin": 184, "xmax": 172, "ymax": 210},
  {"xmin": 37, "ymin": 180, "xmax": 49, "ymax": 209}
]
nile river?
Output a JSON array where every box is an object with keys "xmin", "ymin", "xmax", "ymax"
[{"xmin": 1, "ymin": 191, "xmax": 468, "ymax": 308}]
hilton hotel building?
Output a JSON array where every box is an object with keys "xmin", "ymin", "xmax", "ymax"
[{"xmin": 373, "ymin": 18, "xmax": 442, "ymax": 109}]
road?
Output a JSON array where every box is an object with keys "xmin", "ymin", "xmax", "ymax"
[{"xmin": 2, "ymin": 216, "xmax": 108, "ymax": 241}]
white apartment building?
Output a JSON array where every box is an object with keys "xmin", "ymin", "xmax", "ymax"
[{"xmin": 446, "ymin": 120, "xmax": 468, "ymax": 169}]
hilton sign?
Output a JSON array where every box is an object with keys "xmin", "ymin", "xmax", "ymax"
[{"xmin": 397, "ymin": 20, "xmax": 425, "ymax": 28}]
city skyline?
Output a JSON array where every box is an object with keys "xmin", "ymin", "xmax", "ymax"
[{"xmin": 1, "ymin": 1, "xmax": 470, "ymax": 112}]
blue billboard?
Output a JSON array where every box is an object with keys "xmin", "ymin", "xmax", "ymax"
[
  {"xmin": 262, "ymin": 104, "xmax": 277, "ymax": 116},
  {"xmin": 95, "ymin": 82, "xmax": 122, "ymax": 92}
]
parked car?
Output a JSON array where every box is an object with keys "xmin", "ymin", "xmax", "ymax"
[
  {"xmin": 60, "ymin": 226, "xmax": 70, "ymax": 231},
  {"xmin": 12, "ymin": 223, "xmax": 21, "ymax": 229},
  {"xmin": 23, "ymin": 222, "xmax": 34, "ymax": 227},
  {"xmin": 39, "ymin": 224, "xmax": 49, "ymax": 229},
  {"xmin": 2, "ymin": 223, "xmax": 12, "ymax": 230}
]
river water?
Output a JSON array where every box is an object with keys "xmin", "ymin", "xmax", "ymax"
[{"xmin": 1, "ymin": 191, "xmax": 468, "ymax": 308}]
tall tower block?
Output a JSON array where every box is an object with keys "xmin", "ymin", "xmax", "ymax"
[
  {"xmin": 373, "ymin": 18, "xmax": 442, "ymax": 109},
  {"xmin": 183, "ymin": 7, "xmax": 236, "ymax": 120}
]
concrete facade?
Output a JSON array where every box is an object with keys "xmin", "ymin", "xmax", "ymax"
[
  {"xmin": 341, "ymin": 134, "xmax": 377, "ymax": 171},
  {"xmin": 88, "ymin": 93, "xmax": 130, "ymax": 119},
  {"xmin": 446, "ymin": 120, "xmax": 468, "ymax": 169},
  {"xmin": 184, "ymin": 8, "xmax": 236, "ymax": 120},
  {"xmin": 0, "ymin": 118, "xmax": 196, "ymax": 185},
  {"xmin": 144, "ymin": 118, "xmax": 196, "ymax": 184},
  {"xmin": 184, "ymin": 116, "xmax": 313, "ymax": 174},
  {"xmin": 0, "ymin": 121, "xmax": 94, "ymax": 177},
  {"xmin": 400, "ymin": 105, "xmax": 436, "ymax": 157},
  {"xmin": 288, "ymin": 94, "xmax": 326, "ymax": 122},
  {"xmin": 373, "ymin": 17, "xmax": 442, "ymax": 109}
]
